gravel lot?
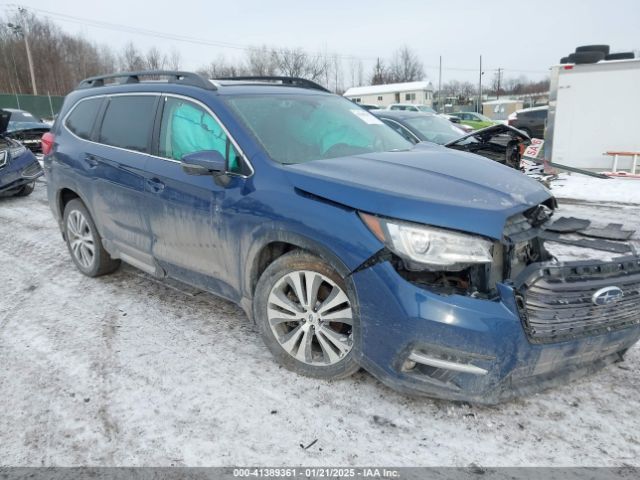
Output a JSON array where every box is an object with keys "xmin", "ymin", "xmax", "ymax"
[{"xmin": 1, "ymin": 176, "xmax": 640, "ymax": 467}]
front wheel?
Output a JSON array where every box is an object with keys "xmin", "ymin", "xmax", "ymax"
[{"xmin": 253, "ymin": 251, "xmax": 360, "ymax": 380}]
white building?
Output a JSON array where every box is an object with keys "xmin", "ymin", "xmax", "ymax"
[{"xmin": 343, "ymin": 81, "xmax": 434, "ymax": 108}]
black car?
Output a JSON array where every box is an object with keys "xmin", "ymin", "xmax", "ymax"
[
  {"xmin": 0, "ymin": 109, "xmax": 43, "ymax": 197},
  {"xmin": 373, "ymin": 110, "xmax": 530, "ymax": 169},
  {"xmin": 507, "ymin": 106, "xmax": 547, "ymax": 139},
  {"xmin": 0, "ymin": 108, "xmax": 51, "ymax": 155}
]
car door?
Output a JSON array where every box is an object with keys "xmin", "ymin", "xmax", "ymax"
[
  {"xmin": 143, "ymin": 95, "xmax": 247, "ymax": 296},
  {"xmin": 88, "ymin": 94, "xmax": 159, "ymax": 273}
]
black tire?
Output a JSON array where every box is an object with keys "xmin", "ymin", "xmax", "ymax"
[
  {"xmin": 14, "ymin": 182, "xmax": 35, "ymax": 197},
  {"xmin": 63, "ymin": 199, "xmax": 120, "ymax": 277},
  {"xmin": 573, "ymin": 51, "xmax": 605, "ymax": 64},
  {"xmin": 575, "ymin": 45, "xmax": 610, "ymax": 55},
  {"xmin": 605, "ymin": 52, "xmax": 635, "ymax": 61},
  {"xmin": 253, "ymin": 250, "xmax": 360, "ymax": 380}
]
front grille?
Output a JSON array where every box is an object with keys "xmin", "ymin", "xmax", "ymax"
[{"xmin": 517, "ymin": 258, "xmax": 640, "ymax": 343}]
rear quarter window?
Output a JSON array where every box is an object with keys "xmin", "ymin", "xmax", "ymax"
[
  {"xmin": 65, "ymin": 98, "xmax": 103, "ymax": 140},
  {"xmin": 98, "ymin": 96, "xmax": 157, "ymax": 153}
]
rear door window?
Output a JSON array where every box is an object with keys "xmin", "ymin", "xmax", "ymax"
[
  {"xmin": 98, "ymin": 96, "xmax": 157, "ymax": 153},
  {"xmin": 66, "ymin": 98, "xmax": 103, "ymax": 140}
]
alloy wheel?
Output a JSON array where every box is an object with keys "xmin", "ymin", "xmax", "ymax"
[
  {"xmin": 267, "ymin": 270, "xmax": 354, "ymax": 366},
  {"xmin": 66, "ymin": 210, "xmax": 95, "ymax": 269}
]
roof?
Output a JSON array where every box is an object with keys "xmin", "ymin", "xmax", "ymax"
[
  {"xmin": 515, "ymin": 105, "xmax": 548, "ymax": 114},
  {"xmin": 373, "ymin": 110, "xmax": 436, "ymax": 119},
  {"xmin": 482, "ymin": 99, "xmax": 522, "ymax": 105},
  {"xmin": 343, "ymin": 81, "xmax": 433, "ymax": 97}
]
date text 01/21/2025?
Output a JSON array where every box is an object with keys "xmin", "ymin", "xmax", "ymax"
[{"xmin": 232, "ymin": 468, "xmax": 400, "ymax": 478}]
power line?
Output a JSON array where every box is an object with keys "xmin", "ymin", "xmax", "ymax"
[
  {"xmin": 2, "ymin": 3, "xmax": 551, "ymax": 77},
  {"xmin": 5, "ymin": 4, "xmax": 376, "ymax": 62}
]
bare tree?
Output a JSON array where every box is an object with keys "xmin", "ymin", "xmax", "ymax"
[
  {"xmin": 198, "ymin": 55, "xmax": 248, "ymax": 78},
  {"xmin": 167, "ymin": 49, "xmax": 182, "ymax": 70},
  {"xmin": 370, "ymin": 57, "xmax": 389, "ymax": 85},
  {"xmin": 273, "ymin": 47, "xmax": 327, "ymax": 81},
  {"xmin": 388, "ymin": 46, "xmax": 424, "ymax": 83},
  {"xmin": 245, "ymin": 45, "xmax": 278, "ymax": 76},
  {"xmin": 119, "ymin": 42, "xmax": 145, "ymax": 71},
  {"xmin": 144, "ymin": 47, "xmax": 166, "ymax": 70}
]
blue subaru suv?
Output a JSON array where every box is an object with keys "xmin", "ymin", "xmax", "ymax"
[{"xmin": 43, "ymin": 71, "xmax": 640, "ymax": 403}]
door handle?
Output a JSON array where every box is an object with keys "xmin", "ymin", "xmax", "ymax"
[
  {"xmin": 146, "ymin": 177, "xmax": 165, "ymax": 193},
  {"xmin": 84, "ymin": 154, "xmax": 99, "ymax": 168}
]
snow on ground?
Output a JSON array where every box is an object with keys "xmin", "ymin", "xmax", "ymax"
[
  {"xmin": 1, "ymin": 178, "xmax": 640, "ymax": 467},
  {"xmin": 546, "ymin": 173, "xmax": 639, "ymax": 204}
]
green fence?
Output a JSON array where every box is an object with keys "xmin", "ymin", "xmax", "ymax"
[{"xmin": 0, "ymin": 93, "xmax": 65, "ymax": 120}]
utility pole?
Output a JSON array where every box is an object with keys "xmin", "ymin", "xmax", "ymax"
[
  {"xmin": 8, "ymin": 8, "xmax": 37, "ymax": 95},
  {"xmin": 477, "ymin": 55, "xmax": 483, "ymax": 113},
  {"xmin": 496, "ymin": 67, "xmax": 503, "ymax": 100},
  {"xmin": 438, "ymin": 55, "xmax": 442, "ymax": 112}
]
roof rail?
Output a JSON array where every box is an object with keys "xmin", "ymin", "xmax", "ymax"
[
  {"xmin": 77, "ymin": 71, "xmax": 216, "ymax": 90},
  {"xmin": 215, "ymin": 76, "xmax": 330, "ymax": 93}
]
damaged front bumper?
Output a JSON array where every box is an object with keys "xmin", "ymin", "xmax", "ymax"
[{"xmin": 352, "ymin": 255, "xmax": 640, "ymax": 404}]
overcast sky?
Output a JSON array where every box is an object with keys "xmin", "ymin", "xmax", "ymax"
[{"xmin": 17, "ymin": 0, "xmax": 640, "ymax": 86}]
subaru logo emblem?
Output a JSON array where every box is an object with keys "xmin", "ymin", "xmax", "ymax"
[{"xmin": 592, "ymin": 286, "xmax": 624, "ymax": 306}]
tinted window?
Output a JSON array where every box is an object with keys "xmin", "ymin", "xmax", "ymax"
[
  {"xmin": 158, "ymin": 97, "xmax": 242, "ymax": 173},
  {"xmin": 66, "ymin": 98, "xmax": 102, "ymax": 140},
  {"xmin": 99, "ymin": 96, "xmax": 157, "ymax": 153}
]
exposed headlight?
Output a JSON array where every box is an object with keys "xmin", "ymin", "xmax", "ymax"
[
  {"xmin": 9, "ymin": 145, "xmax": 26, "ymax": 158},
  {"xmin": 359, "ymin": 212, "xmax": 494, "ymax": 271}
]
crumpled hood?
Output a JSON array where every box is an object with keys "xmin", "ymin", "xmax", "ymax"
[{"xmin": 284, "ymin": 144, "xmax": 553, "ymax": 239}]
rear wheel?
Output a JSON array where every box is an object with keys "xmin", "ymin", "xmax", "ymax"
[
  {"xmin": 253, "ymin": 251, "xmax": 360, "ymax": 380},
  {"xmin": 14, "ymin": 182, "xmax": 35, "ymax": 197},
  {"xmin": 63, "ymin": 199, "xmax": 120, "ymax": 277}
]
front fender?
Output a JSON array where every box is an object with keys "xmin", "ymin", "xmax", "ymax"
[{"xmin": 240, "ymin": 203, "xmax": 383, "ymax": 309}]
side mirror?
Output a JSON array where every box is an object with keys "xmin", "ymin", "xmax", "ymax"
[{"xmin": 181, "ymin": 150, "xmax": 226, "ymax": 176}]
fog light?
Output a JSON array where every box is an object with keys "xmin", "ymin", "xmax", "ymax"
[{"xmin": 402, "ymin": 359, "xmax": 417, "ymax": 371}]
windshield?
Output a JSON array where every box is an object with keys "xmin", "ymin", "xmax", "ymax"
[
  {"xmin": 226, "ymin": 94, "xmax": 412, "ymax": 164},
  {"xmin": 404, "ymin": 115, "xmax": 467, "ymax": 145},
  {"xmin": 416, "ymin": 105, "xmax": 436, "ymax": 113}
]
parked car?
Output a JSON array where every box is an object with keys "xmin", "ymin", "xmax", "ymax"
[
  {"xmin": 387, "ymin": 103, "xmax": 436, "ymax": 113},
  {"xmin": 1, "ymin": 108, "xmax": 51, "ymax": 155},
  {"xmin": 507, "ymin": 106, "xmax": 548, "ymax": 139},
  {"xmin": 0, "ymin": 109, "xmax": 43, "ymax": 197},
  {"xmin": 358, "ymin": 103, "xmax": 381, "ymax": 111},
  {"xmin": 373, "ymin": 110, "xmax": 528, "ymax": 168},
  {"xmin": 452, "ymin": 111, "xmax": 496, "ymax": 130},
  {"xmin": 43, "ymin": 71, "xmax": 640, "ymax": 403}
]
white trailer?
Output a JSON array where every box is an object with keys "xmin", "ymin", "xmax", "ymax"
[{"xmin": 545, "ymin": 59, "xmax": 640, "ymax": 174}]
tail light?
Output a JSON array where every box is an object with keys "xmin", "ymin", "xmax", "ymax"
[{"xmin": 41, "ymin": 132, "xmax": 55, "ymax": 156}]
